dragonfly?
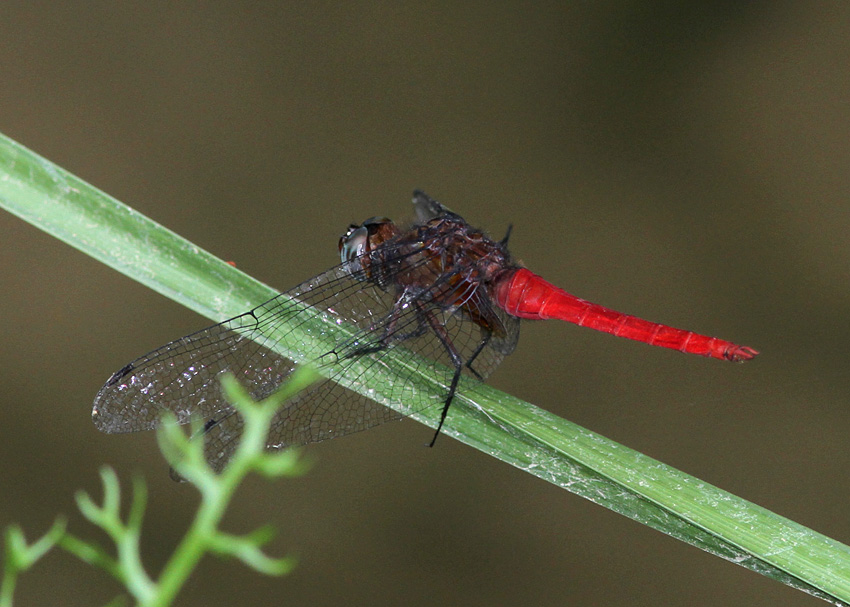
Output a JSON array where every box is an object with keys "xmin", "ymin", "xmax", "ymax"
[{"xmin": 92, "ymin": 191, "xmax": 758, "ymax": 472}]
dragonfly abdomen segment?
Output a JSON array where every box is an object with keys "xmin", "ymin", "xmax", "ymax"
[{"xmin": 494, "ymin": 268, "xmax": 758, "ymax": 362}]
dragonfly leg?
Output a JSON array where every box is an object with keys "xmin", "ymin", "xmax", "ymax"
[
  {"xmin": 418, "ymin": 304, "xmax": 469, "ymax": 446},
  {"xmin": 422, "ymin": 308, "xmax": 495, "ymax": 446},
  {"xmin": 464, "ymin": 330, "xmax": 492, "ymax": 380},
  {"xmin": 340, "ymin": 289, "xmax": 429, "ymax": 359},
  {"xmin": 341, "ymin": 317, "xmax": 428, "ymax": 359},
  {"xmin": 429, "ymin": 362, "xmax": 462, "ymax": 447}
]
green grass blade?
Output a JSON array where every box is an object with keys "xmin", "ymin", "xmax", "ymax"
[
  {"xmin": 0, "ymin": 135, "xmax": 276, "ymax": 321},
  {"xmin": 1, "ymin": 132, "xmax": 848, "ymax": 605}
]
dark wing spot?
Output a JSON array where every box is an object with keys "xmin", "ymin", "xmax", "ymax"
[{"xmin": 106, "ymin": 362, "xmax": 135, "ymax": 386}]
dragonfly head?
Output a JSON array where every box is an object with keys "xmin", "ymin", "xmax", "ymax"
[{"xmin": 339, "ymin": 216, "xmax": 398, "ymax": 276}]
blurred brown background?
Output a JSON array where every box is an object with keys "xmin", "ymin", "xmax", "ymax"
[{"xmin": 1, "ymin": 2, "xmax": 848, "ymax": 605}]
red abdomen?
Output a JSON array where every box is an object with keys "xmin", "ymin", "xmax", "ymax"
[{"xmin": 494, "ymin": 268, "xmax": 758, "ymax": 362}]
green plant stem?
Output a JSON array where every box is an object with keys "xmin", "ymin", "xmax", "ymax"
[
  {"xmin": 57, "ymin": 533, "xmax": 123, "ymax": 580},
  {"xmin": 153, "ymin": 451, "xmax": 264, "ymax": 605},
  {"xmin": 1, "ymin": 132, "xmax": 849, "ymax": 605},
  {"xmin": 0, "ymin": 564, "xmax": 15, "ymax": 607},
  {"xmin": 152, "ymin": 373, "xmax": 309, "ymax": 606},
  {"xmin": 151, "ymin": 488, "xmax": 226, "ymax": 607},
  {"xmin": 1, "ymin": 520, "xmax": 66, "ymax": 607}
]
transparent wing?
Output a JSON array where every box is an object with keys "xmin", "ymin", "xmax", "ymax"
[{"xmin": 92, "ymin": 242, "xmax": 519, "ymax": 473}]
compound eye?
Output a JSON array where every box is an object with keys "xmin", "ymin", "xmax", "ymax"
[{"xmin": 339, "ymin": 225, "xmax": 369, "ymax": 265}]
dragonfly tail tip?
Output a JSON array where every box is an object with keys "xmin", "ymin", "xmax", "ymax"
[{"xmin": 724, "ymin": 345, "xmax": 760, "ymax": 362}]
